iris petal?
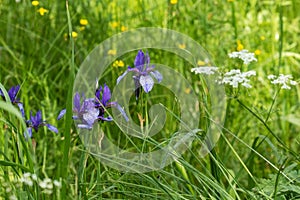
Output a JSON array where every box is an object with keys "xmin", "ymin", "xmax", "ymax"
[
  {"xmin": 117, "ymin": 70, "xmax": 128, "ymax": 84},
  {"xmin": 150, "ymin": 70, "xmax": 163, "ymax": 83},
  {"xmin": 46, "ymin": 124, "xmax": 58, "ymax": 133},
  {"xmin": 139, "ymin": 75, "xmax": 154, "ymax": 93},
  {"xmin": 57, "ymin": 109, "xmax": 66, "ymax": 120}
]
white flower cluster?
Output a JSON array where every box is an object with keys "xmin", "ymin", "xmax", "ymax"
[
  {"xmin": 228, "ymin": 49, "xmax": 257, "ymax": 65},
  {"xmin": 268, "ymin": 74, "xmax": 298, "ymax": 90},
  {"xmin": 1, "ymin": 172, "xmax": 62, "ymax": 197},
  {"xmin": 191, "ymin": 66, "xmax": 218, "ymax": 75},
  {"xmin": 218, "ymin": 69, "xmax": 256, "ymax": 88}
]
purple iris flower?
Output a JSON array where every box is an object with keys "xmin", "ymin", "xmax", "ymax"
[
  {"xmin": 57, "ymin": 84, "xmax": 128, "ymax": 129},
  {"xmin": 0, "ymin": 85, "xmax": 25, "ymax": 117},
  {"xmin": 117, "ymin": 50, "xmax": 163, "ymax": 99},
  {"xmin": 25, "ymin": 110, "xmax": 58, "ymax": 138}
]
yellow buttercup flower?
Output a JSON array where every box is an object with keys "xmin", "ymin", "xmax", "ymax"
[
  {"xmin": 80, "ymin": 19, "xmax": 88, "ymax": 26},
  {"xmin": 170, "ymin": 0, "xmax": 178, "ymax": 4},
  {"xmin": 113, "ymin": 60, "xmax": 125, "ymax": 68},
  {"xmin": 32, "ymin": 1, "xmax": 39, "ymax": 6},
  {"xmin": 71, "ymin": 31, "xmax": 78, "ymax": 39},
  {"xmin": 197, "ymin": 60, "xmax": 206, "ymax": 66},
  {"xmin": 254, "ymin": 49, "xmax": 261, "ymax": 56},
  {"xmin": 37, "ymin": 7, "xmax": 48, "ymax": 16},
  {"xmin": 260, "ymin": 36, "xmax": 265, "ymax": 41},
  {"xmin": 184, "ymin": 88, "xmax": 191, "ymax": 94},
  {"xmin": 236, "ymin": 40, "xmax": 244, "ymax": 51},
  {"xmin": 121, "ymin": 25, "xmax": 128, "ymax": 32},
  {"xmin": 108, "ymin": 49, "xmax": 117, "ymax": 55},
  {"xmin": 178, "ymin": 43, "xmax": 186, "ymax": 49},
  {"xmin": 110, "ymin": 21, "xmax": 119, "ymax": 28}
]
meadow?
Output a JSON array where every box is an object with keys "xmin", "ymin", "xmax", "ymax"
[{"xmin": 0, "ymin": 0, "xmax": 300, "ymax": 199}]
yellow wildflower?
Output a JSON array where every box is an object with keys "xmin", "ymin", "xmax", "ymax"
[
  {"xmin": 184, "ymin": 88, "xmax": 191, "ymax": 94},
  {"xmin": 113, "ymin": 60, "xmax": 125, "ymax": 68},
  {"xmin": 260, "ymin": 36, "xmax": 265, "ymax": 41},
  {"xmin": 121, "ymin": 25, "xmax": 128, "ymax": 32},
  {"xmin": 79, "ymin": 26, "xmax": 85, "ymax": 31},
  {"xmin": 254, "ymin": 49, "xmax": 261, "ymax": 56},
  {"xmin": 178, "ymin": 43, "xmax": 186, "ymax": 49},
  {"xmin": 71, "ymin": 31, "xmax": 78, "ymax": 39},
  {"xmin": 110, "ymin": 21, "xmax": 119, "ymax": 28},
  {"xmin": 197, "ymin": 60, "xmax": 206, "ymax": 66},
  {"xmin": 80, "ymin": 19, "xmax": 88, "ymax": 26},
  {"xmin": 31, "ymin": 1, "xmax": 39, "ymax": 6},
  {"xmin": 170, "ymin": 0, "xmax": 178, "ymax": 4},
  {"xmin": 236, "ymin": 40, "xmax": 244, "ymax": 51},
  {"xmin": 108, "ymin": 49, "xmax": 117, "ymax": 55},
  {"xmin": 37, "ymin": 7, "xmax": 48, "ymax": 16}
]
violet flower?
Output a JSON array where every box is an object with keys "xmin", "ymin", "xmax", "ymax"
[
  {"xmin": 0, "ymin": 85, "xmax": 25, "ymax": 117},
  {"xmin": 58, "ymin": 84, "xmax": 128, "ymax": 129},
  {"xmin": 25, "ymin": 110, "xmax": 58, "ymax": 138},
  {"xmin": 117, "ymin": 50, "xmax": 163, "ymax": 99}
]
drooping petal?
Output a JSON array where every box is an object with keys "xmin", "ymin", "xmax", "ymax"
[
  {"xmin": 98, "ymin": 116, "xmax": 113, "ymax": 122},
  {"xmin": 108, "ymin": 102, "xmax": 129, "ymax": 122},
  {"xmin": 134, "ymin": 50, "xmax": 145, "ymax": 70},
  {"xmin": 117, "ymin": 70, "xmax": 128, "ymax": 84},
  {"xmin": 140, "ymin": 75, "xmax": 154, "ymax": 93},
  {"xmin": 73, "ymin": 92, "xmax": 81, "ymax": 112},
  {"xmin": 57, "ymin": 109, "xmax": 66, "ymax": 120},
  {"xmin": 46, "ymin": 124, "xmax": 58, "ymax": 133},
  {"xmin": 17, "ymin": 102, "xmax": 25, "ymax": 118},
  {"xmin": 116, "ymin": 104, "xmax": 129, "ymax": 122},
  {"xmin": 82, "ymin": 107, "xmax": 99, "ymax": 126},
  {"xmin": 25, "ymin": 127, "xmax": 33, "ymax": 139},
  {"xmin": 150, "ymin": 70, "xmax": 163, "ymax": 83},
  {"xmin": 77, "ymin": 124, "xmax": 93, "ymax": 129},
  {"xmin": 101, "ymin": 84, "xmax": 111, "ymax": 106}
]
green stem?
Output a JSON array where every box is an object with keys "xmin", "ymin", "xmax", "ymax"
[
  {"xmin": 236, "ymin": 98, "xmax": 299, "ymax": 160},
  {"xmin": 61, "ymin": 0, "xmax": 75, "ymax": 197},
  {"xmin": 265, "ymin": 88, "xmax": 280, "ymax": 123}
]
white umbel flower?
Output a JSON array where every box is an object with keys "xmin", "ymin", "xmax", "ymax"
[
  {"xmin": 219, "ymin": 69, "xmax": 256, "ymax": 88},
  {"xmin": 191, "ymin": 66, "xmax": 218, "ymax": 75},
  {"xmin": 268, "ymin": 74, "xmax": 298, "ymax": 90},
  {"xmin": 228, "ymin": 49, "xmax": 257, "ymax": 65}
]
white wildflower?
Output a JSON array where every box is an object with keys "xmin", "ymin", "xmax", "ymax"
[
  {"xmin": 9, "ymin": 195, "xmax": 17, "ymax": 200},
  {"xmin": 268, "ymin": 74, "xmax": 298, "ymax": 90},
  {"xmin": 228, "ymin": 49, "xmax": 257, "ymax": 65},
  {"xmin": 20, "ymin": 173, "xmax": 33, "ymax": 186},
  {"xmin": 219, "ymin": 69, "xmax": 256, "ymax": 88},
  {"xmin": 53, "ymin": 180, "xmax": 62, "ymax": 188},
  {"xmin": 39, "ymin": 178, "xmax": 53, "ymax": 189},
  {"xmin": 191, "ymin": 66, "xmax": 218, "ymax": 75},
  {"xmin": 31, "ymin": 174, "xmax": 38, "ymax": 181}
]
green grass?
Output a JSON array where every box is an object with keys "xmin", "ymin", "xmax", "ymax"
[{"xmin": 0, "ymin": 0, "xmax": 300, "ymax": 199}]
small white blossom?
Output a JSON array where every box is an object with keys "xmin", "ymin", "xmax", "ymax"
[
  {"xmin": 20, "ymin": 173, "xmax": 33, "ymax": 186},
  {"xmin": 53, "ymin": 180, "xmax": 62, "ymax": 188},
  {"xmin": 9, "ymin": 195, "xmax": 17, "ymax": 200},
  {"xmin": 39, "ymin": 178, "xmax": 53, "ymax": 189},
  {"xmin": 191, "ymin": 66, "xmax": 218, "ymax": 75},
  {"xmin": 31, "ymin": 174, "xmax": 38, "ymax": 181},
  {"xmin": 228, "ymin": 49, "xmax": 257, "ymax": 65},
  {"xmin": 268, "ymin": 74, "xmax": 298, "ymax": 90},
  {"xmin": 219, "ymin": 69, "xmax": 256, "ymax": 88}
]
